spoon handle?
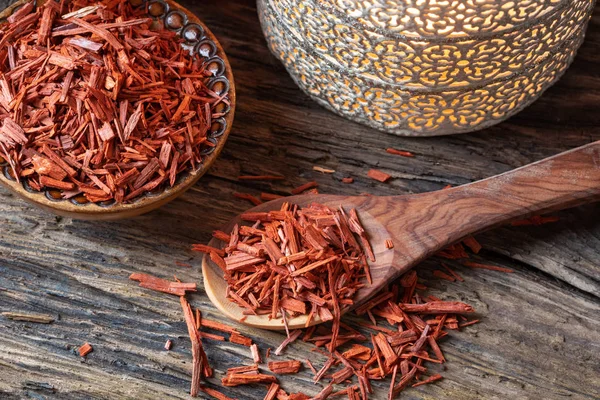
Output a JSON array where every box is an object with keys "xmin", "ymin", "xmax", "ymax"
[{"xmin": 385, "ymin": 140, "xmax": 600, "ymax": 261}]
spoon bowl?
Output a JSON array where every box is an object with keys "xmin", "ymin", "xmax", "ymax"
[
  {"xmin": 202, "ymin": 194, "xmax": 398, "ymax": 330},
  {"xmin": 203, "ymin": 141, "xmax": 600, "ymax": 330}
]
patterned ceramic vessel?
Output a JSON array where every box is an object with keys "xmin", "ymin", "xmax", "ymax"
[
  {"xmin": 0, "ymin": 0, "xmax": 235, "ymax": 220},
  {"xmin": 258, "ymin": 0, "xmax": 595, "ymax": 136}
]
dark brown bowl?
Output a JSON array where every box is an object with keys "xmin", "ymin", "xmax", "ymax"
[{"xmin": 0, "ymin": 0, "xmax": 236, "ymax": 220}]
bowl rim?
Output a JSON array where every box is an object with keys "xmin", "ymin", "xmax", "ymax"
[{"xmin": 0, "ymin": 0, "xmax": 236, "ymax": 218}]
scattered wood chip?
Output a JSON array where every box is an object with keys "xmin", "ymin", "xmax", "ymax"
[
  {"xmin": 275, "ymin": 330, "xmax": 302, "ymax": 356},
  {"xmin": 441, "ymin": 263, "xmax": 464, "ymax": 282},
  {"xmin": 222, "ymin": 373, "xmax": 277, "ymax": 387},
  {"xmin": 191, "ymin": 244, "xmax": 225, "ymax": 257},
  {"xmin": 313, "ymin": 166, "xmax": 335, "ymax": 174},
  {"xmin": 462, "ymin": 236, "xmax": 482, "ymax": 254},
  {"xmin": 436, "ymin": 243, "xmax": 469, "ymax": 260},
  {"xmin": 200, "ymin": 332, "xmax": 226, "ymax": 341},
  {"xmin": 227, "ymin": 365, "xmax": 258, "ymax": 375},
  {"xmin": 386, "ymin": 148, "xmax": 415, "ymax": 157},
  {"xmin": 180, "ymin": 296, "xmax": 210, "ymax": 396},
  {"xmin": 368, "ymin": 169, "xmax": 391, "ymax": 182},
  {"xmin": 199, "ymin": 385, "xmax": 235, "ymax": 400},
  {"xmin": 201, "ymin": 319, "xmax": 239, "ymax": 335},
  {"xmin": 400, "ymin": 301, "xmax": 475, "ymax": 314},
  {"xmin": 264, "ymin": 383, "xmax": 280, "ymax": 400},
  {"xmin": 412, "ymin": 374, "xmax": 443, "ymax": 388},
  {"xmin": 129, "ymin": 272, "xmax": 196, "ymax": 296},
  {"xmin": 290, "ymin": 181, "xmax": 318, "ymax": 195},
  {"xmin": 250, "ymin": 343, "xmax": 261, "ymax": 363},
  {"xmin": 79, "ymin": 343, "xmax": 93, "ymax": 357},
  {"xmin": 268, "ymin": 360, "xmax": 302, "ymax": 374},
  {"xmin": 433, "ymin": 270, "xmax": 455, "ymax": 282},
  {"xmin": 463, "ymin": 261, "xmax": 514, "ymax": 273},
  {"xmin": 234, "ymin": 192, "xmax": 262, "ymax": 206},
  {"xmin": 230, "ymin": 333, "xmax": 253, "ymax": 347}
]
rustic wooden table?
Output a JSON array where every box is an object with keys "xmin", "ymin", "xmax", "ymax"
[{"xmin": 1, "ymin": 1, "xmax": 599, "ymax": 399}]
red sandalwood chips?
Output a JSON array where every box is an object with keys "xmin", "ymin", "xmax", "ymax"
[{"xmin": 0, "ymin": 0, "xmax": 229, "ymax": 203}]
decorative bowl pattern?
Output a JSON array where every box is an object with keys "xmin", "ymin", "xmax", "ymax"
[
  {"xmin": 0, "ymin": 0, "xmax": 235, "ymax": 219},
  {"xmin": 258, "ymin": 0, "xmax": 595, "ymax": 136}
]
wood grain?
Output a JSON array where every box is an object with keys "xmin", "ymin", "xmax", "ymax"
[{"xmin": 1, "ymin": 0, "xmax": 599, "ymax": 399}]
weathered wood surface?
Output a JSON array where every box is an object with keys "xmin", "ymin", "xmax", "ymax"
[{"xmin": 1, "ymin": 0, "xmax": 599, "ymax": 399}]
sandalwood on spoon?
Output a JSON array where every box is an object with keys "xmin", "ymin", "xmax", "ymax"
[{"xmin": 211, "ymin": 202, "xmax": 372, "ymax": 342}]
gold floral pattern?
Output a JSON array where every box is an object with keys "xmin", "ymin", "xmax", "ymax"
[
  {"xmin": 271, "ymin": 0, "xmax": 594, "ymax": 88},
  {"xmin": 326, "ymin": 0, "xmax": 566, "ymax": 37}
]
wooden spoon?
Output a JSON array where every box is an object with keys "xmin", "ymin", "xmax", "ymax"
[{"xmin": 202, "ymin": 141, "xmax": 600, "ymax": 330}]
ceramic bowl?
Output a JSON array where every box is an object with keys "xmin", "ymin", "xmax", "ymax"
[{"xmin": 0, "ymin": 0, "xmax": 235, "ymax": 220}]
